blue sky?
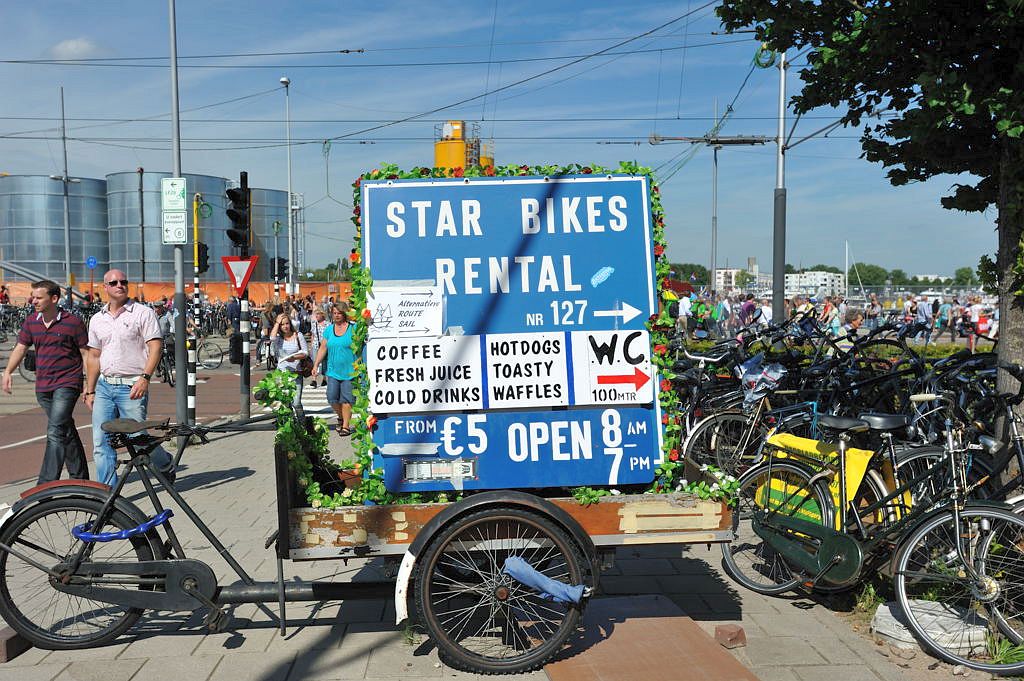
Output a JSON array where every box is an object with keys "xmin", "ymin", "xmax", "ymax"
[{"xmin": 0, "ymin": 0, "xmax": 995, "ymax": 277}]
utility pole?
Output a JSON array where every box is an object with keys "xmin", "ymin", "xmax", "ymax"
[
  {"xmin": 54, "ymin": 87, "xmax": 73, "ymax": 306},
  {"xmin": 650, "ymin": 133, "xmax": 768, "ymax": 293},
  {"xmin": 281, "ymin": 76, "xmax": 294, "ymax": 296},
  {"xmin": 168, "ymin": 0, "xmax": 187, "ymax": 429},
  {"xmin": 772, "ymin": 51, "xmax": 787, "ymax": 322}
]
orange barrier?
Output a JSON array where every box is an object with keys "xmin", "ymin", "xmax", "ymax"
[{"xmin": 0, "ymin": 281, "xmax": 353, "ymax": 307}]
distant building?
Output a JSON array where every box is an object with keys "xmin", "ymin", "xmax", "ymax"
[
  {"xmin": 914, "ymin": 274, "xmax": 944, "ymax": 282},
  {"xmin": 714, "ymin": 268, "xmax": 743, "ymax": 291},
  {"xmin": 785, "ymin": 270, "xmax": 846, "ymax": 297}
]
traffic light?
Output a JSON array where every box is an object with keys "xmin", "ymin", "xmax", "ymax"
[
  {"xmin": 225, "ymin": 171, "xmax": 250, "ymax": 250},
  {"xmin": 197, "ymin": 242, "xmax": 210, "ymax": 274},
  {"xmin": 229, "ymin": 333, "xmax": 243, "ymax": 365},
  {"xmin": 274, "ymin": 257, "xmax": 289, "ymax": 282}
]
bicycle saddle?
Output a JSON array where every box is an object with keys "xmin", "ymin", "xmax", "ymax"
[
  {"xmin": 816, "ymin": 414, "xmax": 869, "ymax": 434},
  {"xmin": 101, "ymin": 418, "xmax": 167, "ymax": 434},
  {"xmin": 857, "ymin": 413, "xmax": 910, "ymax": 431}
]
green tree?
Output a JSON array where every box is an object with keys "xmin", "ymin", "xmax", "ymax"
[
  {"xmin": 736, "ymin": 270, "xmax": 756, "ymax": 289},
  {"xmin": 807, "ymin": 264, "xmax": 841, "ymax": 274},
  {"xmin": 889, "ymin": 269, "xmax": 910, "ymax": 286},
  {"xmin": 717, "ymin": 0, "xmax": 1024, "ymax": 377},
  {"xmin": 785, "ymin": 263, "xmax": 797, "ymax": 274},
  {"xmin": 954, "ymin": 266, "xmax": 977, "ymax": 286},
  {"xmin": 672, "ymin": 262, "xmax": 709, "ymax": 284},
  {"xmin": 848, "ymin": 262, "xmax": 888, "ymax": 286}
]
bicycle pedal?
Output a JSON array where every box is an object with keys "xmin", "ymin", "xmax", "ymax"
[{"xmin": 204, "ymin": 608, "xmax": 232, "ymax": 633}]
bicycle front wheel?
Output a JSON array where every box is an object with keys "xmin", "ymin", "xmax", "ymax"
[
  {"xmin": 0, "ymin": 497, "xmax": 158, "ymax": 649},
  {"xmin": 18, "ymin": 362, "xmax": 35, "ymax": 383},
  {"xmin": 721, "ymin": 460, "xmax": 834, "ymax": 595},
  {"xmin": 893, "ymin": 505, "xmax": 1024, "ymax": 675},
  {"xmin": 197, "ymin": 340, "xmax": 223, "ymax": 370},
  {"xmin": 414, "ymin": 507, "xmax": 587, "ymax": 674}
]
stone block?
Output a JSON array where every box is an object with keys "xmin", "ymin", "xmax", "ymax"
[
  {"xmin": 0, "ymin": 627, "xmax": 30, "ymax": 663},
  {"xmin": 714, "ymin": 623, "xmax": 747, "ymax": 648}
]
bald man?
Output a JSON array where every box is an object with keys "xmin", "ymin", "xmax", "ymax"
[{"xmin": 83, "ymin": 269, "xmax": 174, "ymax": 486}]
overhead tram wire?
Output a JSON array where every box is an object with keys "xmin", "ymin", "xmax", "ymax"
[
  {"xmin": 319, "ymin": 1, "xmax": 722, "ymax": 145},
  {"xmin": 0, "ymin": 39, "xmax": 751, "ymax": 70}
]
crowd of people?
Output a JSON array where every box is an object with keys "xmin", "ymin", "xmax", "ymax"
[{"xmin": 675, "ymin": 290, "xmax": 998, "ymax": 351}]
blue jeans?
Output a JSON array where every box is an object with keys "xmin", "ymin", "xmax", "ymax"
[
  {"xmin": 92, "ymin": 378, "xmax": 172, "ymax": 487},
  {"xmin": 35, "ymin": 387, "xmax": 89, "ymax": 484}
]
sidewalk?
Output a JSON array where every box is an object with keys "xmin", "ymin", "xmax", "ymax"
[{"xmin": 0, "ymin": 421, "xmax": 929, "ymax": 681}]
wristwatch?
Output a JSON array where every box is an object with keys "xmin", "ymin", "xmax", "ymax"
[{"xmin": 140, "ymin": 373, "xmax": 152, "ymax": 381}]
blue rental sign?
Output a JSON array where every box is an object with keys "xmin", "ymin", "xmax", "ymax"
[
  {"xmin": 86, "ymin": 256, "xmax": 98, "ymax": 270},
  {"xmin": 362, "ymin": 175, "xmax": 662, "ymax": 492}
]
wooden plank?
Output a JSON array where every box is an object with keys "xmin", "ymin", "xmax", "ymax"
[{"xmin": 288, "ymin": 494, "xmax": 729, "ymax": 556}]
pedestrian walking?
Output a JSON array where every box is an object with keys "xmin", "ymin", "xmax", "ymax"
[
  {"xmin": 1, "ymin": 279, "xmax": 90, "ymax": 484},
  {"xmin": 308, "ymin": 308, "xmax": 328, "ymax": 388},
  {"xmin": 866, "ymin": 293, "xmax": 881, "ymax": 331},
  {"xmin": 271, "ymin": 313, "xmax": 309, "ymax": 407},
  {"xmin": 311, "ymin": 302, "xmax": 356, "ymax": 436},
  {"xmin": 83, "ymin": 269, "xmax": 174, "ymax": 487}
]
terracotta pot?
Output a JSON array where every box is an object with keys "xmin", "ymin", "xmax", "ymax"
[{"xmin": 337, "ymin": 469, "xmax": 362, "ymax": 489}]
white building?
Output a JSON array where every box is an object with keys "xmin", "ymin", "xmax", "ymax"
[
  {"xmin": 785, "ymin": 271, "xmax": 847, "ymax": 297},
  {"xmin": 714, "ymin": 268, "xmax": 743, "ymax": 291},
  {"xmin": 914, "ymin": 274, "xmax": 943, "ymax": 282}
]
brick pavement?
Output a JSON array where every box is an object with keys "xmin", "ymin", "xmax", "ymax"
[{"xmin": 0, "ymin": 420, "xmax": 928, "ymax": 681}]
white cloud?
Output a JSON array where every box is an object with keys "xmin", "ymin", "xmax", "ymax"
[{"xmin": 48, "ymin": 38, "xmax": 103, "ymax": 60}]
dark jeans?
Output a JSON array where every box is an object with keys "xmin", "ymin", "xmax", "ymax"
[{"xmin": 35, "ymin": 387, "xmax": 89, "ymax": 484}]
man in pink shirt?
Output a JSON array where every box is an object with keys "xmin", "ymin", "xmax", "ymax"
[{"xmin": 83, "ymin": 269, "xmax": 173, "ymax": 486}]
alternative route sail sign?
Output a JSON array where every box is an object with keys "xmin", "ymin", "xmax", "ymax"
[
  {"xmin": 221, "ymin": 256, "xmax": 260, "ymax": 297},
  {"xmin": 362, "ymin": 174, "xmax": 662, "ymax": 492}
]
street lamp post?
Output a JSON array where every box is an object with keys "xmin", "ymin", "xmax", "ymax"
[
  {"xmin": 49, "ymin": 86, "xmax": 80, "ymax": 305},
  {"xmin": 273, "ymin": 219, "xmax": 281, "ymax": 299},
  {"xmin": 281, "ymin": 76, "xmax": 294, "ymax": 296}
]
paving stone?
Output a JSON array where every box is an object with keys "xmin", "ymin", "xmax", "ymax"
[
  {"xmin": 615, "ymin": 558, "xmax": 678, "ymax": 576},
  {"xmin": 806, "ymin": 637, "xmax": 864, "ymax": 665},
  {"xmin": 264, "ymin": 622, "xmax": 346, "ymax": 651},
  {"xmin": 0, "ymin": 643, "xmax": 52, "ymax": 666},
  {"xmin": 666, "ymin": 593, "xmax": 709, "ymax": 615},
  {"xmin": 0, "ymin": 662, "xmax": 68, "ymax": 681},
  {"xmin": 748, "ymin": 667, "xmax": 801, "ymax": 681},
  {"xmin": 118, "ymin": 631, "xmax": 203, "ymax": 659},
  {"xmin": 367, "ymin": 643, "xmax": 445, "ymax": 678},
  {"xmin": 40, "ymin": 642, "xmax": 131, "ymax": 664},
  {"xmin": 739, "ymin": 637, "xmax": 827, "ymax": 667},
  {"xmin": 596, "ymin": 575, "xmax": 659, "ymax": 595},
  {"xmin": 136, "ymin": 654, "xmax": 221, "ymax": 680},
  {"xmin": 793, "ymin": 665, "xmax": 886, "ymax": 681},
  {"xmin": 287, "ymin": 644, "xmax": 370, "ymax": 680},
  {"xmin": 194, "ymin": 625, "xmax": 276, "ymax": 654},
  {"xmin": 51, "ymin": 659, "xmax": 144, "ymax": 681},
  {"xmin": 336, "ymin": 598, "xmax": 386, "ymax": 623},
  {"xmin": 208, "ymin": 650, "xmax": 296, "ymax": 681}
]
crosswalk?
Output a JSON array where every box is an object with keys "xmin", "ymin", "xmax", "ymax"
[{"xmin": 260, "ymin": 379, "xmax": 335, "ymax": 417}]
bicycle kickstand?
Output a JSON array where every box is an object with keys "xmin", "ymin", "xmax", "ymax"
[
  {"xmin": 802, "ymin": 553, "xmax": 843, "ymax": 589},
  {"xmin": 182, "ymin": 579, "xmax": 232, "ymax": 633}
]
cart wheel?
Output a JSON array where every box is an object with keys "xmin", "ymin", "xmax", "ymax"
[{"xmin": 414, "ymin": 507, "xmax": 587, "ymax": 675}]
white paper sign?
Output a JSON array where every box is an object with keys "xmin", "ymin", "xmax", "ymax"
[
  {"xmin": 161, "ymin": 211, "xmax": 188, "ymax": 245},
  {"xmin": 570, "ymin": 329, "xmax": 654, "ymax": 406},
  {"xmin": 367, "ymin": 336, "xmax": 482, "ymax": 413},
  {"xmin": 161, "ymin": 177, "xmax": 186, "ymax": 211},
  {"xmin": 484, "ymin": 332, "xmax": 569, "ymax": 409},
  {"xmin": 367, "ymin": 286, "xmax": 443, "ymax": 339}
]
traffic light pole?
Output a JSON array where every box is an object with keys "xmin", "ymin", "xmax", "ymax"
[
  {"xmin": 168, "ymin": 0, "xmax": 189, "ymax": 435},
  {"xmin": 188, "ymin": 192, "xmax": 201, "ymax": 428},
  {"xmin": 239, "ymin": 172, "xmax": 252, "ymax": 420}
]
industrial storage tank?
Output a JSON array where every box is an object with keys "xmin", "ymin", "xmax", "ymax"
[
  {"xmin": 106, "ymin": 171, "xmax": 289, "ymax": 285},
  {"xmin": 0, "ymin": 174, "xmax": 109, "ymax": 284}
]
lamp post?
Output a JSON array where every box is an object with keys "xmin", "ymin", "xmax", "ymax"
[
  {"xmin": 281, "ymin": 76, "xmax": 293, "ymax": 296},
  {"xmin": 50, "ymin": 86, "xmax": 80, "ymax": 305},
  {"xmin": 273, "ymin": 219, "xmax": 281, "ymax": 299}
]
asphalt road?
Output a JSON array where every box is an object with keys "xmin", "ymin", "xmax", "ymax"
[{"xmin": 0, "ymin": 339, "xmax": 258, "ymax": 485}]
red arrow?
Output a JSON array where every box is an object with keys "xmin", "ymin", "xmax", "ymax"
[{"xmin": 597, "ymin": 367, "xmax": 650, "ymax": 391}]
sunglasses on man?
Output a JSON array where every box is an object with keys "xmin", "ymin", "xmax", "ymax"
[{"xmin": 104, "ymin": 279, "xmax": 129, "ymax": 287}]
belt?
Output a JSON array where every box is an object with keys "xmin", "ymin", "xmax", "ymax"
[{"xmin": 101, "ymin": 374, "xmax": 141, "ymax": 386}]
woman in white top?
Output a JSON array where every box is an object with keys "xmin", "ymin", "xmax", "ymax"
[{"xmin": 271, "ymin": 313, "xmax": 308, "ymax": 406}]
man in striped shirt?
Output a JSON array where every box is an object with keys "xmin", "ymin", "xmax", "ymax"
[{"xmin": 1, "ymin": 279, "xmax": 90, "ymax": 483}]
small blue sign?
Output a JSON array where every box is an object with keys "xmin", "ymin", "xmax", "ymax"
[
  {"xmin": 372, "ymin": 407, "xmax": 659, "ymax": 492},
  {"xmin": 86, "ymin": 256, "xmax": 98, "ymax": 270}
]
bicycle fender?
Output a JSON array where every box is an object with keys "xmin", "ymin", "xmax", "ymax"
[
  {"xmin": 393, "ymin": 490, "xmax": 599, "ymax": 625},
  {"xmin": 8, "ymin": 483, "xmax": 163, "ymax": 555}
]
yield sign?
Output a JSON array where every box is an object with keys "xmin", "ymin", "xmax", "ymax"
[{"xmin": 222, "ymin": 255, "xmax": 260, "ymax": 296}]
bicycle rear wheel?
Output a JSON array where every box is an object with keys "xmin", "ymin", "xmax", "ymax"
[
  {"xmin": 18, "ymin": 362, "xmax": 35, "ymax": 383},
  {"xmin": 721, "ymin": 460, "xmax": 834, "ymax": 595},
  {"xmin": 197, "ymin": 340, "xmax": 223, "ymax": 370},
  {"xmin": 0, "ymin": 497, "xmax": 158, "ymax": 649},
  {"xmin": 893, "ymin": 506, "xmax": 1024, "ymax": 675}
]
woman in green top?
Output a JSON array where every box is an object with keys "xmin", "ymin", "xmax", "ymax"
[{"xmin": 312, "ymin": 302, "xmax": 356, "ymax": 436}]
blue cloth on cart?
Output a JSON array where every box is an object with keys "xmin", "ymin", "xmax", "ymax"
[{"xmin": 502, "ymin": 556, "xmax": 585, "ymax": 604}]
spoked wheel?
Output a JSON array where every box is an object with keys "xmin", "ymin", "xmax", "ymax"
[
  {"xmin": 0, "ymin": 498, "xmax": 158, "ymax": 649},
  {"xmin": 721, "ymin": 460, "xmax": 834, "ymax": 595},
  {"xmin": 893, "ymin": 505, "xmax": 1024, "ymax": 675},
  {"xmin": 196, "ymin": 340, "xmax": 223, "ymax": 370},
  {"xmin": 159, "ymin": 355, "xmax": 175, "ymax": 387},
  {"xmin": 683, "ymin": 411, "xmax": 760, "ymax": 474},
  {"xmin": 18, "ymin": 362, "xmax": 35, "ymax": 383},
  {"xmin": 414, "ymin": 507, "xmax": 587, "ymax": 674}
]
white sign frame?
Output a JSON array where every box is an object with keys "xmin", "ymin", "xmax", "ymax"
[
  {"xmin": 161, "ymin": 177, "xmax": 187, "ymax": 211},
  {"xmin": 161, "ymin": 211, "xmax": 188, "ymax": 245},
  {"xmin": 367, "ymin": 286, "xmax": 443, "ymax": 339}
]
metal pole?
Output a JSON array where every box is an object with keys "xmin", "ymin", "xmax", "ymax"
[
  {"xmin": 283, "ymin": 77, "xmax": 294, "ymax": 296},
  {"xmin": 711, "ymin": 144, "xmax": 719, "ymax": 294},
  {"xmin": 772, "ymin": 51, "xmax": 787, "ymax": 322},
  {"xmin": 273, "ymin": 220, "xmax": 280, "ymax": 299},
  {"xmin": 168, "ymin": 0, "xmax": 188, "ymax": 429},
  {"xmin": 240, "ymin": 171, "xmax": 251, "ymax": 420},
  {"xmin": 188, "ymin": 192, "xmax": 201, "ymax": 427},
  {"xmin": 138, "ymin": 167, "xmax": 146, "ymax": 289},
  {"xmin": 59, "ymin": 87, "xmax": 72, "ymax": 305}
]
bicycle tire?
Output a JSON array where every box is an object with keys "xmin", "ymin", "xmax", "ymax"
[
  {"xmin": 197, "ymin": 340, "xmax": 223, "ymax": 370},
  {"xmin": 683, "ymin": 410, "xmax": 746, "ymax": 468},
  {"xmin": 893, "ymin": 505, "xmax": 1024, "ymax": 674},
  {"xmin": 0, "ymin": 497, "xmax": 157, "ymax": 649},
  {"xmin": 721, "ymin": 460, "xmax": 834, "ymax": 595},
  {"xmin": 160, "ymin": 355, "xmax": 176, "ymax": 387},
  {"xmin": 18, "ymin": 362, "xmax": 35, "ymax": 383},
  {"xmin": 414, "ymin": 507, "xmax": 587, "ymax": 674},
  {"xmin": 895, "ymin": 446, "xmax": 998, "ymax": 504}
]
